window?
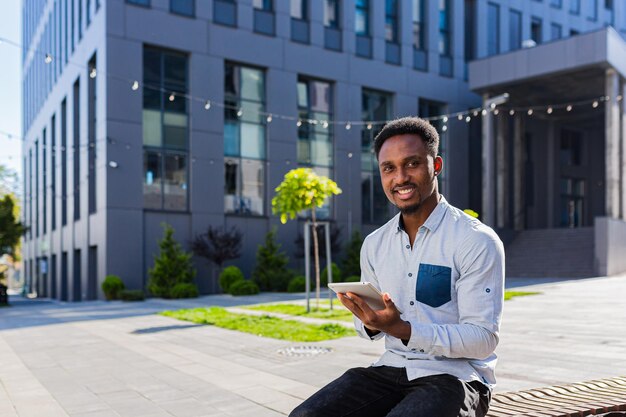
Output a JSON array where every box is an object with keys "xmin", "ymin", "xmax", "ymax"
[
  {"xmin": 439, "ymin": 0, "xmax": 451, "ymax": 56},
  {"xmin": 570, "ymin": 0, "xmax": 580, "ymax": 14},
  {"xmin": 587, "ymin": 0, "xmax": 597, "ymax": 21},
  {"xmin": 324, "ymin": 0, "xmax": 341, "ymax": 50},
  {"xmin": 413, "ymin": 0, "xmax": 425, "ymax": 50},
  {"xmin": 127, "ymin": 0, "xmax": 150, "ymax": 6},
  {"xmin": 297, "ymin": 79, "xmax": 334, "ymax": 218},
  {"xmin": 142, "ymin": 47, "xmax": 189, "ymax": 211},
  {"xmin": 61, "ymin": 98, "xmax": 67, "ymax": 226},
  {"xmin": 88, "ymin": 55, "xmax": 97, "ymax": 214},
  {"xmin": 550, "ymin": 0, "xmax": 562, "ymax": 8},
  {"xmin": 51, "ymin": 114, "xmax": 56, "ymax": 231},
  {"xmin": 28, "ymin": 150, "xmax": 32, "ymax": 239},
  {"xmin": 214, "ymin": 0, "xmax": 237, "ymax": 27},
  {"xmin": 560, "ymin": 179, "xmax": 585, "ymax": 227},
  {"xmin": 73, "ymin": 79, "xmax": 80, "ymax": 221},
  {"xmin": 324, "ymin": 0, "xmax": 339, "ymax": 28},
  {"xmin": 531, "ymin": 17, "xmax": 542, "ymax": 44},
  {"xmin": 171, "ymin": 0, "xmax": 194, "ymax": 17},
  {"xmin": 604, "ymin": 0, "xmax": 614, "ymax": 26},
  {"xmin": 71, "ymin": 0, "xmax": 75, "ymax": 53},
  {"xmin": 362, "ymin": 89, "xmax": 392, "ymax": 224},
  {"xmin": 487, "ymin": 3, "xmax": 499, "ymax": 56},
  {"xmin": 385, "ymin": 0, "xmax": 399, "ymax": 42},
  {"xmin": 73, "ymin": 249, "xmax": 81, "ymax": 301},
  {"xmin": 35, "ymin": 140, "xmax": 39, "ymax": 237},
  {"xmin": 78, "ymin": 0, "xmax": 83, "ymax": 40},
  {"xmin": 224, "ymin": 63, "xmax": 266, "ymax": 216},
  {"xmin": 253, "ymin": 0, "xmax": 275, "ymax": 35},
  {"xmin": 291, "ymin": 0, "xmax": 306, "ymax": 19},
  {"xmin": 509, "ymin": 10, "xmax": 522, "ymax": 50},
  {"xmin": 551, "ymin": 23, "xmax": 562, "ymax": 40},
  {"xmin": 291, "ymin": 0, "xmax": 309, "ymax": 43},
  {"xmin": 355, "ymin": 0, "xmax": 369, "ymax": 35}
]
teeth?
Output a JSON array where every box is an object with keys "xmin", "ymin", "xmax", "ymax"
[{"xmin": 397, "ymin": 188, "xmax": 414, "ymax": 195}]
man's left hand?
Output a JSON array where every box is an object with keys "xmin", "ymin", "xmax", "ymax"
[{"xmin": 338, "ymin": 292, "xmax": 411, "ymax": 340}]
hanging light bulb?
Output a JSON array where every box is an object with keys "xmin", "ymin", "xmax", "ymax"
[
  {"xmin": 592, "ymin": 101, "xmax": 599, "ymax": 108},
  {"xmin": 236, "ymin": 108, "xmax": 243, "ymax": 117},
  {"xmin": 345, "ymin": 122, "xmax": 351, "ymax": 130},
  {"xmin": 457, "ymin": 114, "xmax": 463, "ymax": 121},
  {"xmin": 131, "ymin": 81, "xmax": 139, "ymax": 90},
  {"xmin": 527, "ymin": 109, "xmax": 533, "ymax": 116},
  {"xmin": 443, "ymin": 116, "xmax": 448, "ymax": 123},
  {"xmin": 44, "ymin": 53, "xmax": 52, "ymax": 64},
  {"xmin": 473, "ymin": 110, "xmax": 479, "ymax": 117},
  {"xmin": 266, "ymin": 114, "xmax": 273, "ymax": 123},
  {"xmin": 566, "ymin": 105, "xmax": 573, "ymax": 112},
  {"xmin": 617, "ymin": 95, "xmax": 623, "ymax": 102},
  {"xmin": 204, "ymin": 100, "xmax": 211, "ymax": 110},
  {"xmin": 490, "ymin": 103, "xmax": 496, "ymax": 110},
  {"xmin": 481, "ymin": 109, "xmax": 487, "ymax": 116},
  {"xmin": 89, "ymin": 68, "xmax": 97, "ymax": 79},
  {"xmin": 465, "ymin": 116, "xmax": 471, "ymax": 123},
  {"xmin": 169, "ymin": 93, "xmax": 175, "ymax": 102},
  {"xmin": 322, "ymin": 120, "xmax": 329, "ymax": 129},
  {"xmin": 442, "ymin": 125, "xmax": 448, "ymax": 132},
  {"xmin": 493, "ymin": 109, "xmax": 499, "ymax": 115},
  {"xmin": 509, "ymin": 109, "xmax": 515, "ymax": 116},
  {"xmin": 547, "ymin": 107, "xmax": 553, "ymax": 114},
  {"xmin": 367, "ymin": 123, "xmax": 373, "ymax": 130},
  {"xmin": 296, "ymin": 119, "xmax": 302, "ymax": 127}
]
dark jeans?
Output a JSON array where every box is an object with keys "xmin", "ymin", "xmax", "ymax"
[{"xmin": 289, "ymin": 366, "xmax": 491, "ymax": 417}]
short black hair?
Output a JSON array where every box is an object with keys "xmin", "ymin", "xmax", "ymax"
[{"xmin": 373, "ymin": 117, "xmax": 439, "ymax": 159}]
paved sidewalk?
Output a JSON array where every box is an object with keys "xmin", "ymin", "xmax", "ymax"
[{"xmin": 1, "ymin": 275, "xmax": 625, "ymax": 416}]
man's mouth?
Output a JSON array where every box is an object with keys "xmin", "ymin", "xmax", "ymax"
[{"xmin": 394, "ymin": 186, "xmax": 416, "ymax": 200}]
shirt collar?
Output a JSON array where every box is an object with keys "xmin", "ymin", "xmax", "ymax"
[{"xmin": 395, "ymin": 195, "xmax": 448, "ymax": 234}]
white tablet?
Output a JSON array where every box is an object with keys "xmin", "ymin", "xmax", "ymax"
[{"xmin": 327, "ymin": 282, "xmax": 385, "ymax": 311}]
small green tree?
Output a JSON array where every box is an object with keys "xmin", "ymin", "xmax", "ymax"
[
  {"xmin": 272, "ymin": 168, "xmax": 342, "ymax": 308},
  {"xmin": 341, "ymin": 230, "xmax": 363, "ymax": 278},
  {"xmin": 0, "ymin": 194, "xmax": 26, "ymax": 305},
  {"xmin": 252, "ymin": 228, "xmax": 292, "ymax": 291},
  {"xmin": 148, "ymin": 223, "xmax": 197, "ymax": 298}
]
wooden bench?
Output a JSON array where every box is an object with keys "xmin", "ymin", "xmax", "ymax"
[{"xmin": 486, "ymin": 376, "xmax": 626, "ymax": 417}]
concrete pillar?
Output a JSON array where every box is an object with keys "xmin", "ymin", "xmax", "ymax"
[
  {"xmin": 546, "ymin": 121, "xmax": 555, "ymax": 228},
  {"xmin": 513, "ymin": 114, "xmax": 525, "ymax": 231},
  {"xmin": 496, "ymin": 113, "xmax": 507, "ymax": 229},
  {"xmin": 606, "ymin": 69, "xmax": 620, "ymax": 219},
  {"xmin": 622, "ymin": 82, "xmax": 626, "ymax": 220},
  {"xmin": 482, "ymin": 94, "xmax": 495, "ymax": 227}
]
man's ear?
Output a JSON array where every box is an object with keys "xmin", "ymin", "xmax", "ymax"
[{"xmin": 434, "ymin": 156, "xmax": 443, "ymax": 175}]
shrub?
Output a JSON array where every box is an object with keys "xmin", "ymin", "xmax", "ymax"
[
  {"xmin": 148, "ymin": 223, "xmax": 196, "ymax": 298},
  {"xmin": 287, "ymin": 276, "xmax": 307, "ymax": 293},
  {"xmin": 102, "ymin": 275, "xmax": 125, "ymax": 300},
  {"xmin": 341, "ymin": 230, "xmax": 362, "ymax": 278},
  {"xmin": 170, "ymin": 283, "xmax": 199, "ymax": 299},
  {"xmin": 119, "ymin": 289, "xmax": 145, "ymax": 302},
  {"xmin": 219, "ymin": 266, "xmax": 245, "ymax": 293},
  {"xmin": 229, "ymin": 280, "xmax": 260, "ymax": 296},
  {"xmin": 252, "ymin": 228, "xmax": 292, "ymax": 291},
  {"xmin": 320, "ymin": 262, "xmax": 342, "ymax": 286},
  {"xmin": 344, "ymin": 275, "xmax": 361, "ymax": 282}
]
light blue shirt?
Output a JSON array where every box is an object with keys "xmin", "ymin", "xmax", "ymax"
[{"xmin": 355, "ymin": 196, "xmax": 505, "ymax": 388}]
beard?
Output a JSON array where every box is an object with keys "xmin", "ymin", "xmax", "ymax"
[{"xmin": 399, "ymin": 201, "xmax": 422, "ymax": 215}]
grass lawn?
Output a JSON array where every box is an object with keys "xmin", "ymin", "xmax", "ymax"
[
  {"xmin": 160, "ymin": 307, "xmax": 355, "ymax": 342},
  {"xmin": 504, "ymin": 290, "xmax": 541, "ymax": 301},
  {"xmin": 242, "ymin": 302, "xmax": 354, "ymax": 322}
]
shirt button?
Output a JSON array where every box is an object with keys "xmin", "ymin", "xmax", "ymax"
[
  {"xmin": 411, "ymin": 348, "xmax": 416, "ymax": 352},
  {"xmin": 408, "ymin": 273, "xmax": 413, "ymax": 277},
  {"xmin": 405, "ymin": 245, "xmax": 410, "ymax": 249},
  {"xmin": 420, "ymin": 349, "xmax": 425, "ymax": 353},
  {"xmin": 410, "ymin": 301, "xmax": 414, "ymax": 306}
]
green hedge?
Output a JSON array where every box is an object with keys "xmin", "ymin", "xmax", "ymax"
[
  {"xmin": 229, "ymin": 280, "xmax": 260, "ymax": 296},
  {"xmin": 102, "ymin": 275, "xmax": 125, "ymax": 300},
  {"xmin": 219, "ymin": 266, "xmax": 245, "ymax": 293}
]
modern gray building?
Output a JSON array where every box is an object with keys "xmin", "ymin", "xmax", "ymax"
[{"xmin": 21, "ymin": 0, "xmax": 626, "ymax": 300}]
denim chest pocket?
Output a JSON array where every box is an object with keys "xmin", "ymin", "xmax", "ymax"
[{"xmin": 415, "ymin": 264, "xmax": 452, "ymax": 308}]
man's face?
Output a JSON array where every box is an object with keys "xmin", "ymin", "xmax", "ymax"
[{"xmin": 378, "ymin": 134, "xmax": 442, "ymax": 215}]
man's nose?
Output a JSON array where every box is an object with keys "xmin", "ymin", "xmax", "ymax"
[{"xmin": 395, "ymin": 167, "xmax": 410, "ymax": 183}]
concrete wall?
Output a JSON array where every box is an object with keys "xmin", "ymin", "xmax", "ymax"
[{"xmin": 594, "ymin": 216, "xmax": 626, "ymax": 275}]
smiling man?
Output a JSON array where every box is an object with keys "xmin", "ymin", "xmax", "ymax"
[{"xmin": 290, "ymin": 117, "xmax": 505, "ymax": 417}]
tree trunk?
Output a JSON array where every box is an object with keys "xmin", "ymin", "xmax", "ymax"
[{"xmin": 311, "ymin": 209, "xmax": 321, "ymax": 310}]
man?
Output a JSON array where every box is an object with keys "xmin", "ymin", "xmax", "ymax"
[{"xmin": 290, "ymin": 117, "xmax": 505, "ymax": 417}]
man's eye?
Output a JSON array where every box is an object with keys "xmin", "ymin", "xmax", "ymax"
[
  {"xmin": 407, "ymin": 161, "xmax": 418, "ymax": 167},
  {"xmin": 383, "ymin": 166, "xmax": 393, "ymax": 173}
]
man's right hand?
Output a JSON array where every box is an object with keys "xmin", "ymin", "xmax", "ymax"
[{"xmin": 337, "ymin": 292, "xmax": 411, "ymax": 340}]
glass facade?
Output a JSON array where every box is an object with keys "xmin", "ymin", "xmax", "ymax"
[
  {"xmin": 385, "ymin": 0, "xmax": 399, "ymax": 43},
  {"xmin": 438, "ymin": 0, "xmax": 451, "ymax": 56},
  {"xmin": 142, "ymin": 47, "xmax": 189, "ymax": 211},
  {"xmin": 413, "ymin": 0, "xmax": 425, "ymax": 50},
  {"xmin": 324, "ymin": 0, "xmax": 339, "ymax": 27},
  {"xmin": 171, "ymin": 0, "xmax": 195, "ymax": 16},
  {"xmin": 509, "ymin": 10, "xmax": 522, "ymax": 51},
  {"xmin": 355, "ymin": 0, "xmax": 369, "ymax": 36},
  {"xmin": 361, "ymin": 89, "xmax": 392, "ymax": 224},
  {"xmin": 418, "ymin": 100, "xmax": 447, "ymax": 194},
  {"xmin": 487, "ymin": 3, "xmax": 499, "ymax": 56},
  {"xmin": 224, "ymin": 63, "xmax": 266, "ymax": 216}
]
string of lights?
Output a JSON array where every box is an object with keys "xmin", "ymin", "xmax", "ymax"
[{"xmin": 2, "ymin": 34, "xmax": 622, "ymax": 141}]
